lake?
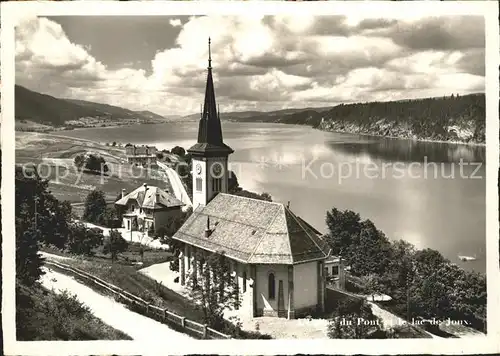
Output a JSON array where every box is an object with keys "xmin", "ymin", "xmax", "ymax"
[{"xmin": 58, "ymin": 122, "xmax": 486, "ymax": 273}]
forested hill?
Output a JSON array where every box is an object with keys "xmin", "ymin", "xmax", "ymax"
[
  {"xmin": 231, "ymin": 94, "xmax": 485, "ymax": 144},
  {"xmin": 15, "ymin": 85, "xmax": 167, "ymax": 127}
]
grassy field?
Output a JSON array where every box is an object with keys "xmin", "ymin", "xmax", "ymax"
[
  {"xmin": 42, "ymin": 241, "xmax": 173, "ymax": 269},
  {"xmin": 16, "ymin": 131, "xmax": 173, "ymax": 203}
]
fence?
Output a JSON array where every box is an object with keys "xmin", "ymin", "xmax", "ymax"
[{"xmin": 45, "ymin": 260, "xmax": 231, "ymax": 340}]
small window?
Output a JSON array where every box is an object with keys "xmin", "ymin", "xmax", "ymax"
[
  {"xmin": 131, "ymin": 204, "xmax": 135, "ymax": 211},
  {"xmin": 243, "ymin": 271, "xmax": 247, "ymax": 293},
  {"xmin": 196, "ymin": 178, "xmax": 202, "ymax": 192},
  {"xmin": 333, "ymin": 266, "xmax": 339, "ymax": 276},
  {"xmin": 268, "ymin": 273, "xmax": 275, "ymax": 300},
  {"xmin": 212, "ymin": 178, "xmax": 222, "ymax": 192}
]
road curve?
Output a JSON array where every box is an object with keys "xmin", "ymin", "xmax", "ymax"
[{"xmin": 157, "ymin": 160, "xmax": 192, "ymax": 210}]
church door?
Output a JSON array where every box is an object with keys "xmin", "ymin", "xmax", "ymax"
[{"xmin": 278, "ymin": 280, "xmax": 285, "ymax": 318}]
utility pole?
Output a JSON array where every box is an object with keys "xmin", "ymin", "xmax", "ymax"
[{"xmin": 34, "ymin": 196, "xmax": 38, "ymax": 231}]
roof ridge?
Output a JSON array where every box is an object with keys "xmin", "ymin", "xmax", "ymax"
[
  {"xmin": 248, "ymin": 204, "xmax": 287, "ymax": 263},
  {"xmin": 220, "ymin": 192, "xmax": 283, "ymax": 207},
  {"xmin": 286, "ymin": 207, "xmax": 328, "ymax": 258},
  {"xmin": 282, "ymin": 204, "xmax": 294, "ymax": 263}
]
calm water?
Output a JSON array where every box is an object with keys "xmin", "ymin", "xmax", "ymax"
[{"xmin": 59, "ymin": 122, "xmax": 486, "ymax": 273}]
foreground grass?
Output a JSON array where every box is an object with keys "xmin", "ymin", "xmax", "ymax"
[
  {"xmin": 59, "ymin": 257, "xmax": 207, "ymax": 322},
  {"xmin": 42, "ymin": 242, "xmax": 173, "ymax": 269},
  {"xmin": 16, "ymin": 282, "xmax": 131, "ymax": 340}
]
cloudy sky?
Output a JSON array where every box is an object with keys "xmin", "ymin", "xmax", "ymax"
[{"xmin": 15, "ymin": 15, "xmax": 484, "ymax": 117}]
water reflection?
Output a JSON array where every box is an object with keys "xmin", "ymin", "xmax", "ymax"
[{"xmin": 328, "ymin": 135, "xmax": 485, "ymax": 163}]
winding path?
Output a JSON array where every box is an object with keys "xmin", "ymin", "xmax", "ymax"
[
  {"xmin": 157, "ymin": 160, "xmax": 192, "ymax": 210},
  {"xmin": 40, "ymin": 266, "xmax": 192, "ymax": 340}
]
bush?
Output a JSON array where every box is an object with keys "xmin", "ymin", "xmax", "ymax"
[
  {"xmin": 16, "ymin": 284, "xmax": 130, "ymax": 340},
  {"xmin": 83, "ymin": 189, "xmax": 107, "ymax": 225},
  {"xmin": 66, "ymin": 223, "xmax": 103, "ymax": 256},
  {"xmin": 74, "ymin": 153, "xmax": 108, "ymax": 174}
]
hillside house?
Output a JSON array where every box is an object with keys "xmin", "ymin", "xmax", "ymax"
[
  {"xmin": 115, "ymin": 183, "xmax": 184, "ymax": 235},
  {"xmin": 171, "ymin": 39, "xmax": 336, "ymax": 319},
  {"xmin": 125, "ymin": 144, "xmax": 158, "ymax": 166}
]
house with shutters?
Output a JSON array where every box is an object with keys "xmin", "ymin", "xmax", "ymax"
[
  {"xmin": 115, "ymin": 183, "xmax": 184, "ymax": 235},
  {"xmin": 171, "ymin": 39, "xmax": 333, "ymax": 319}
]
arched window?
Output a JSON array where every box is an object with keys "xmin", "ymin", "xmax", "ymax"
[{"xmin": 268, "ymin": 273, "xmax": 275, "ymax": 300}]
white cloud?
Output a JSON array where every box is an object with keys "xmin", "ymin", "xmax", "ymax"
[
  {"xmin": 169, "ymin": 18, "xmax": 182, "ymax": 27},
  {"xmin": 15, "ymin": 15, "xmax": 485, "ymax": 115}
]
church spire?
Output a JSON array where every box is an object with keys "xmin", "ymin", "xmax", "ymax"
[
  {"xmin": 188, "ymin": 38, "xmax": 234, "ymax": 157},
  {"xmin": 195, "ymin": 38, "xmax": 227, "ymax": 148},
  {"xmin": 208, "ymin": 37, "xmax": 212, "ymax": 69}
]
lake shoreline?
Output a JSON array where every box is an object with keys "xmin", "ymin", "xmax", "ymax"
[{"xmin": 22, "ymin": 119, "xmax": 487, "ymax": 147}]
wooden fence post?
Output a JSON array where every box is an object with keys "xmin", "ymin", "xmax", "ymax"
[
  {"xmin": 146, "ymin": 303, "xmax": 150, "ymax": 314},
  {"xmin": 164, "ymin": 309, "xmax": 168, "ymax": 320},
  {"xmin": 181, "ymin": 317, "xmax": 186, "ymax": 328},
  {"xmin": 203, "ymin": 324, "xmax": 208, "ymax": 339}
]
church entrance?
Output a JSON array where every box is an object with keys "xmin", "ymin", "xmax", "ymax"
[{"xmin": 277, "ymin": 280, "xmax": 286, "ymax": 318}]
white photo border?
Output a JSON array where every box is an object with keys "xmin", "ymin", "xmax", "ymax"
[{"xmin": 1, "ymin": 1, "xmax": 499, "ymax": 355}]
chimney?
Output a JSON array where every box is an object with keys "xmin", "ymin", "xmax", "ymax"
[
  {"xmin": 287, "ymin": 201, "xmax": 290, "ymax": 209},
  {"xmin": 205, "ymin": 216, "xmax": 212, "ymax": 238},
  {"xmin": 121, "ymin": 189, "xmax": 126, "ymax": 198}
]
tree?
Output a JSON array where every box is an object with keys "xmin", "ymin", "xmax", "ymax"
[
  {"xmin": 102, "ymin": 229, "xmax": 128, "ymax": 263},
  {"xmin": 15, "ymin": 166, "xmax": 73, "ymax": 285},
  {"xmin": 327, "ymin": 298, "xmax": 385, "ymax": 339},
  {"xmin": 186, "ymin": 251, "xmax": 240, "ymax": 329},
  {"xmin": 228, "ymin": 170, "xmax": 241, "ymax": 193},
  {"xmin": 74, "ymin": 153, "xmax": 108, "ymax": 174},
  {"xmin": 325, "ymin": 208, "xmax": 362, "ymax": 260},
  {"xmin": 171, "ymin": 146, "xmax": 186, "ymax": 156},
  {"xmin": 362, "ymin": 274, "xmax": 385, "ymax": 302},
  {"xmin": 83, "ymin": 189, "xmax": 107, "ymax": 224},
  {"xmin": 156, "ymin": 152, "xmax": 164, "ymax": 160},
  {"xmin": 74, "ymin": 154, "xmax": 85, "ymax": 170},
  {"xmin": 66, "ymin": 223, "xmax": 103, "ymax": 256}
]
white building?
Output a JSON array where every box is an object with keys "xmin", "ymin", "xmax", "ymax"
[
  {"xmin": 171, "ymin": 39, "xmax": 334, "ymax": 319},
  {"xmin": 115, "ymin": 183, "xmax": 184, "ymax": 235}
]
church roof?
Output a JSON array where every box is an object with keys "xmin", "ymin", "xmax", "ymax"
[
  {"xmin": 172, "ymin": 193, "xmax": 331, "ymax": 265},
  {"xmin": 115, "ymin": 184, "xmax": 183, "ymax": 210},
  {"xmin": 188, "ymin": 38, "xmax": 234, "ymax": 157}
]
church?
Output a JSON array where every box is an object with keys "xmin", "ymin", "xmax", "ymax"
[{"xmin": 172, "ymin": 39, "xmax": 332, "ymax": 319}]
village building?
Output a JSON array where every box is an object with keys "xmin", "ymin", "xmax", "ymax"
[
  {"xmin": 324, "ymin": 256, "xmax": 346, "ymax": 289},
  {"xmin": 172, "ymin": 39, "xmax": 334, "ymax": 319},
  {"xmin": 115, "ymin": 183, "xmax": 184, "ymax": 235},
  {"xmin": 125, "ymin": 144, "xmax": 158, "ymax": 166}
]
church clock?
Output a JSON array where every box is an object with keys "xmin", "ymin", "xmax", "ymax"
[
  {"xmin": 196, "ymin": 163, "xmax": 202, "ymax": 175},
  {"xmin": 212, "ymin": 162, "xmax": 222, "ymax": 176}
]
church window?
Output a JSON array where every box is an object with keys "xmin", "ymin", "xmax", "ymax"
[
  {"xmin": 212, "ymin": 178, "xmax": 222, "ymax": 192},
  {"xmin": 243, "ymin": 271, "xmax": 247, "ymax": 293},
  {"xmin": 196, "ymin": 178, "xmax": 202, "ymax": 192},
  {"xmin": 268, "ymin": 273, "xmax": 275, "ymax": 300}
]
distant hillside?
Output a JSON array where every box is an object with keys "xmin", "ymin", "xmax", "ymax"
[
  {"xmin": 182, "ymin": 107, "xmax": 332, "ymax": 121},
  {"xmin": 15, "ymin": 85, "xmax": 166, "ymax": 127},
  {"xmin": 233, "ymin": 94, "xmax": 485, "ymax": 144},
  {"xmin": 15, "ymin": 85, "xmax": 105, "ymax": 126}
]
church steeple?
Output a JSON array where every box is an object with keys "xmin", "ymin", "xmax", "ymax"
[
  {"xmin": 188, "ymin": 38, "xmax": 234, "ymax": 210},
  {"xmin": 189, "ymin": 37, "xmax": 233, "ymax": 156}
]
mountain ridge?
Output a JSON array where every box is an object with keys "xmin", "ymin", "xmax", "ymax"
[{"xmin": 15, "ymin": 84, "xmax": 485, "ymax": 143}]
